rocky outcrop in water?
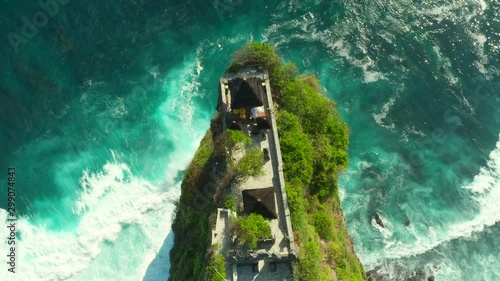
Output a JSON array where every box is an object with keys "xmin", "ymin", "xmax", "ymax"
[
  {"xmin": 374, "ymin": 213, "xmax": 385, "ymax": 228},
  {"xmin": 367, "ymin": 266, "xmax": 435, "ymax": 281}
]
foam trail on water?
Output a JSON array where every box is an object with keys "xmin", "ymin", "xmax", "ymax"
[
  {"xmin": 160, "ymin": 49, "xmax": 211, "ymax": 186},
  {"xmin": 0, "ymin": 52, "xmax": 210, "ymax": 281},
  {"xmin": 372, "ymin": 94, "xmax": 398, "ymax": 130},
  {"xmin": 263, "ymin": 14, "xmax": 389, "ymax": 83},
  {"xmin": 375, "ymin": 134, "xmax": 500, "ymax": 261},
  {"xmin": 0, "ymin": 159, "xmax": 179, "ymax": 281},
  {"xmin": 463, "ymin": 137, "xmax": 499, "ymax": 194}
]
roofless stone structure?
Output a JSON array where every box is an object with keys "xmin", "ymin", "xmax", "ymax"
[{"xmin": 211, "ymin": 67, "xmax": 297, "ymax": 280}]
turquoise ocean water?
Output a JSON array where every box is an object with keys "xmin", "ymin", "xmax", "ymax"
[{"xmin": 0, "ymin": 0, "xmax": 498, "ymax": 280}]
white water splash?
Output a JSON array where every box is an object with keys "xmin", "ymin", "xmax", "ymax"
[
  {"xmin": 377, "ymin": 134, "xmax": 500, "ymax": 261},
  {"xmin": 373, "ymin": 94, "xmax": 398, "ymax": 129},
  {"xmin": 0, "ymin": 50, "xmax": 211, "ymax": 281}
]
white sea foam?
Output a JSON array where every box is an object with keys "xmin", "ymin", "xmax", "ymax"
[
  {"xmin": 418, "ymin": 0, "xmax": 493, "ymax": 76},
  {"xmin": 463, "ymin": 134, "xmax": 500, "ymax": 194},
  {"xmin": 148, "ymin": 66, "xmax": 160, "ymax": 79},
  {"xmin": 417, "ymin": 4, "xmax": 461, "ymax": 23},
  {"xmin": 0, "ymin": 160, "xmax": 180, "ymax": 281},
  {"xmin": 469, "ymin": 31, "xmax": 490, "ymax": 77},
  {"xmin": 0, "ymin": 52, "xmax": 210, "ymax": 281},
  {"xmin": 401, "ymin": 124, "xmax": 427, "ymax": 142},
  {"xmin": 161, "ymin": 46, "xmax": 210, "ymax": 139},
  {"xmin": 357, "ymin": 160, "xmax": 374, "ymax": 171},
  {"xmin": 325, "ymin": 39, "xmax": 387, "ymax": 84},
  {"xmin": 373, "ymin": 134, "xmax": 500, "ymax": 261},
  {"xmin": 262, "ymin": 12, "xmax": 387, "ymax": 84},
  {"xmin": 417, "ymin": 0, "xmax": 487, "ymax": 23},
  {"xmin": 433, "ymin": 45, "xmax": 460, "ymax": 86},
  {"xmin": 373, "ymin": 94, "xmax": 398, "ymax": 129},
  {"xmin": 159, "ymin": 48, "xmax": 211, "ymax": 187},
  {"xmin": 371, "ymin": 213, "xmax": 394, "ymax": 239}
]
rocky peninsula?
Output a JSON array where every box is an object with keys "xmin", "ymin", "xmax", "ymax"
[{"xmin": 167, "ymin": 42, "xmax": 365, "ymax": 281}]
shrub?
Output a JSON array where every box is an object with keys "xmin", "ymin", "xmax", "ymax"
[
  {"xmin": 230, "ymin": 213, "xmax": 272, "ymax": 249},
  {"xmin": 279, "ymin": 80, "xmax": 334, "ymax": 135},
  {"xmin": 182, "ymin": 131, "xmax": 214, "ymax": 191},
  {"xmin": 226, "ymin": 129, "xmax": 252, "ymax": 150},
  {"xmin": 277, "ymin": 110, "xmax": 314, "ymax": 184},
  {"xmin": 273, "ymin": 61, "xmax": 298, "ymax": 91},
  {"xmin": 298, "ymin": 74, "xmax": 322, "ymax": 92},
  {"xmin": 236, "ymin": 147, "xmax": 264, "ymax": 179},
  {"xmin": 222, "ymin": 195, "xmax": 235, "ymax": 210},
  {"xmin": 227, "ymin": 42, "xmax": 282, "ymax": 75},
  {"xmin": 285, "ymin": 179, "xmax": 307, "ymax": 239},
  {"xmin": 296, "ymin": 241, "xmax": 322, "ymax": 280},
  {"xmin": 312, "ymin": 211, "xmax": 334, "ymax": 241},
  {"xmin": 205, "ymin": 252, "xmax": 226, "ymax": 281}
]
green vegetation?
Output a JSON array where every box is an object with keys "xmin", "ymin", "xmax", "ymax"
[
  {"xmin": 225, "ymin": 129, "xmax": 252, "ymax": 150},
  {"xmin": 183, "ymin": 130, "xmax": 215, "ymax": 188},
  {"xmin": 169, "ymin": 42, "xmax": 365, "ymax": 281},
  {"xmin": 297, "ymin": 240, "xmax": 322, "ymax": 280},
  {"xmin": 312, "ymin": 211, "xmax": 335, "ymax": 241},
  {"xmin": 236, "ymin": 146, "xmax": 265, "ymax": 179},
  {"xmin": 168, "ymin": 131, "xmax": 214, "ymax": 281},
  {"xmin": 226, "ymin": 43, "xmax": 281, "ymax": 76},
  {"xmin": 230, "ymin": 213, "xmax": 272, "ymax": 249},
  {"xmin": 168, "ymin": 114, "xmax": 228, "ymax": 281},
  {"xmin": 222, "ymin": 195, "xmax": 236, "ymax": 211},
  {"xmin": 278, "ymin": 111, "xmax": 314, "ymax": 184},
  {"xmin": 228, "ymin": 42, "xmax": 365, "ymax": 280},
  {"xmin": 205, "ymin": 251, "xmax": 226, "ymax": 281}
]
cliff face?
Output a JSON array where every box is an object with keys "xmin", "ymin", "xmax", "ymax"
[
  {"xmin": 168, "ymin": 42, "xmax": 365, "ymax": 281},
  {"xmin": 168, "ymin": 117, "xmax": 226, "ymax": 281}
]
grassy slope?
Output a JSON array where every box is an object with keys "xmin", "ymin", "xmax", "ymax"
[{"xmin": 168, "ymin": 42, "xmax": 365, "ymax": 281}]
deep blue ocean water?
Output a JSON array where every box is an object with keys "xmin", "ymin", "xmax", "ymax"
[{"xmin": 0, "ymin": 0, "xmax": 498, "ymax": 280}]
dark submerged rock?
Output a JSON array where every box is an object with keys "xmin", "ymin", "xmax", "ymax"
[
  {"xmin": 367, "ymin": 266, "xmax": 430, "ymax": 281},
  {"xmin": 374, "ymin": 212, "xmax": 385, "ymax": 228}
]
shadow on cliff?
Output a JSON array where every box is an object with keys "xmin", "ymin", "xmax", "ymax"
[{"xmin": 143, "ymin": 230, "xmax": 175, "ymax": 281}]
